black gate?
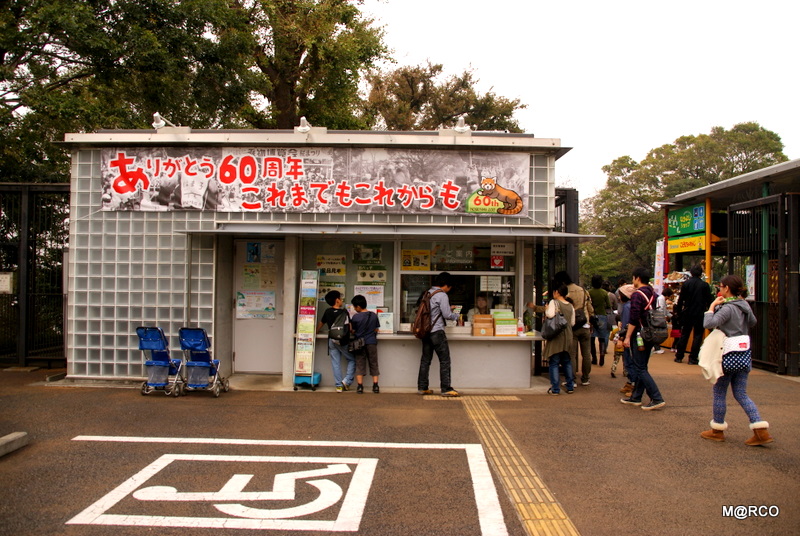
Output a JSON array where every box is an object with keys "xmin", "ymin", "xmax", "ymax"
[
  {"xmin": 727, "ymin": 193, "xmax": 799, "ymax": 374},
  {"xmin": 0, "ymin": 184, "xmax": 69, "ymax": 366}
]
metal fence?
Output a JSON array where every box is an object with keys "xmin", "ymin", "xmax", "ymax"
[{"xmin": 0, "ymin": 184, "xmax": 69, "ymax": 365}]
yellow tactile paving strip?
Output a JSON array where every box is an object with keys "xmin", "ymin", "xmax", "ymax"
[{"xmin": 431, "ymin": 395, "xmax": 581, "ymax": 536}]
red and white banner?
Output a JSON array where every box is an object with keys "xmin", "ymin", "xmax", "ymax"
[{"xmin": 100, "ymin": 147, "xmax": 531, "ymax": 217}]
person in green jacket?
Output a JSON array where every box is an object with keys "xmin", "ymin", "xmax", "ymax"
[{"xmin": 588, "ymin": 274, "xmax": 611, "ymax": 366}]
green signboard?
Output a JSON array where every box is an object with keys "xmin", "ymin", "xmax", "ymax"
[{"xmin": 668, "ymin": 204, "xmax": 705, "ymax": 237}]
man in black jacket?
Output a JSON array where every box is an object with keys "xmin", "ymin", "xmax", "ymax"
[{"xmin": 674, "ymin": 265, "xmax": 713, "ymax": 364}]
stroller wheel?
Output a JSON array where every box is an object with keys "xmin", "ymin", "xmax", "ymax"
[
  {"xmin": 223, "ymin": 379, "xmax": 230, "ymax": 392},
  {"xmin": 213, "ymin": 382, "xmax": 221, "ymax": 398},
  {"xmin": 172, "ymin": 384, "xmax": 181, "ymax": 397},
  {"xmin": 141, "ymin": 382, "xmax": 148, "ymax": 396}
]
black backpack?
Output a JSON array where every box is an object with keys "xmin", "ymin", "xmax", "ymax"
[
  {"xmin": 413, "ymin": 289, "xmax": 443, "ymax": 339},
  {"xmin": 637, "ymin": 290, "xmax": 668, "ymax": 345},
  {"xmin": 328, "ymin": 309, "xmax": 351, "ymax": 343}
]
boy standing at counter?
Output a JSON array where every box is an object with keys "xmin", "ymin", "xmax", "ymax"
[
  {"xmin": 417, "ymin": 272, "xmax": 461, "ymax": 397},
  {"xmin": 350, "ymin": 295, "xmax": 381, "ymax": 394},
  {"xmin": 317, "ymin": 290, "xmax": 356, "ymax": 392}
]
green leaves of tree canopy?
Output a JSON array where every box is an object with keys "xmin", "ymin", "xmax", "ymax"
[
  {"xmin": 363, "ymin": 62, "xmax": 525, "ymax": 131},
  {"xmin": 580, "ymin": 122, "xmax": 788, "ymax": 281}
]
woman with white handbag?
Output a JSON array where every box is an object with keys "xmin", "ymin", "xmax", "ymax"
[{"xmin": 700, "ymin": 274, "xmax": 773, "ymax": 446}]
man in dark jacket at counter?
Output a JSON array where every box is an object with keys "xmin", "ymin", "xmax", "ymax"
[
  {"xmin": 621, "ymin": 267, "xmax": 666, "ymax": 411},
  {"xmin": 417, "ymin": 272, "xmax": 461, "ymax": 397},
  {"xmin": 674, "ymin": 264, "xmax": 713, "ymax": 365}
]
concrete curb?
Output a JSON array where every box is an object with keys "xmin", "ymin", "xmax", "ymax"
[{"xmin": 0, "ymin": 432, "xmax": 29, "ymax": 457}]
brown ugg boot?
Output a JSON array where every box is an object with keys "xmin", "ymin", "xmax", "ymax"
[
  {"xmin": 745, "ymin": 421, "xmax": 774, "ymax": 446},
  {"xmin": 619, "ymin": 382, "xmax": 633, "ymax": 394},
  {"xmin": 700, "ymin": 420, "xmax": 727, "ymax": 442}
]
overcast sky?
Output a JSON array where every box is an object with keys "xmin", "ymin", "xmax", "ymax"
[{"xmin": 360, "ymin": 0, "xmax": 799, "ymax": 197}]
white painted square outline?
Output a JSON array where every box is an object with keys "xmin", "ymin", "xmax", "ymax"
[
  {"xmin": 67, "ymin": 454, "xmax": 377, "ymax": 531},
  {"xmin": 68, "ymin": 436, "xmax": 508, "ymax": 535}
]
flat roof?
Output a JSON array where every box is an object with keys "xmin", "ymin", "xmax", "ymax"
[
  {"xmin": 63, "ymin": 127, "xmax": 572, "ymax": 159},
  {"xmin": 182, "ymin": 222, "xmax": 600, "ymax": 245},
  {"xmin": 663, "ymin": 158, "xmax": 800, "ymax": 208}
]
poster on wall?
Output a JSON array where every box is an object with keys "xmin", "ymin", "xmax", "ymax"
[
  {"xmin": 353, "ymin": 244, "xmax": 382, "ymax": 264},
  {"xmin": 99, "ymin": 147, "xmax": 531, "ymax": 218},
  {"xmin": 356, "ymin": 266, "xmax": 387, "ymax": 283},
  {"xmin": 318, "ymin": 282, "xmax": 346, "ymax": 302},
  {"xmin": 236, "ymin": 291, "xmax": 276, "ymax": 319},
  {"xmin": 316, "ymin": 255, "xmax": 346, "ymax": 277},
  {"xmin": 242, "ymin": 264, "xmax": 261, "ymax": 290},
  {"xmin": 745, "ymin": 264, "xmax": 756, "ymax": 302},
  {"xmin": 401, "ymin": 250, "xmax": 430, "ymax": 271},
  {"xmin": 354, "ymin": 285, "xmax": 384, "ymax": 308}
]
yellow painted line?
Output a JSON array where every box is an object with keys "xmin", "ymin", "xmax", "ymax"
[{"xmin": 457, "ymin": 396, "xmax": 581, "ymax": 536}]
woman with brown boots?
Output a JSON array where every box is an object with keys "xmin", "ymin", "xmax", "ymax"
[{"xmin": 700, "ymin": 274, "xmax": 774, "ymax": 446}]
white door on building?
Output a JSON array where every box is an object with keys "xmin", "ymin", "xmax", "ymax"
[{"xmin": 232, "ymin": 240, "xmax": 284, "ymax": 373}]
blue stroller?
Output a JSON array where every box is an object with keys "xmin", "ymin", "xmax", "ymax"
[
  {"xmin": 178, "ymin": 327, "xmax": 229, "ymax": 397},
  {"xmin": 137, "ymin": 326, "xmax": 184, "ymax": 396}
]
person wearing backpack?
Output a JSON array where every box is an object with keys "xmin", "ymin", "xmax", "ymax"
[
  {"xmin": 620, "ymin": 267, "xmax": 667, "ymax": 410},
  {"xmin": 416, "ymin": 272, "xmax": 461, "ymax": 397},
  {"xmin": 317, "ymin": 290, "xmax": 356, "ymax": 393},
  {"xmin": 350, "ymin": 294, "xmax": 381, "ymax": 394}
]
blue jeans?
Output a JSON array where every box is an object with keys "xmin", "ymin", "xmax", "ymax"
[
  {"xmin": 328, "ymin": 338, "xmax": 355, "ymax": 387},
  {"xmin": 622, "ymin": 347, "xmax": 637, "ymax": 384},
  {"xmin": 549, "ymin": 351, "xmax": 574, "ymax": 393},
  {"xmin": 418, "ymin": 330, "xmax": 453, "ymax": 392},
  {"xmin": 629, "ymin": 339, "xmax": 664, "ymax": 402},
  {"xmin": 713, "ymin": 369, "xmax": 761, "ymax": 424}
]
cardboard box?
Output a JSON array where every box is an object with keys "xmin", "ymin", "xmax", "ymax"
[
  {"xmin": 493, "ymin": 318, "xmax": 517, "ymax": 336},
  {"xmin": 472, "ymin": 324, "xmax": 494, "ymax": 337}
]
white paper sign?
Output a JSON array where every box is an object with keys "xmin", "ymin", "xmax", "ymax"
[{"xmin": 354, "ymin": 285, "xmax": 384, "ymax": 308}]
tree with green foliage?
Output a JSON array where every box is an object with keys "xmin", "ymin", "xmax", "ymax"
[
  {"xmin": 581, "ymin": 122, "xmax": 788, "ymax": 281},
  {"xmin": 237, "ymin": 0, "xmax": 387, "ymax": 130},
  {"xmin": 363, "ymin": 62, "xmax": 525, "ymax": 131},
  {"xmin": 1, "ymin": 0, "xmax": 256, "ymax": 182}
]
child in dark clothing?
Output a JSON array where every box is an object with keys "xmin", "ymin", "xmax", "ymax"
[{"xmin": 350, "ymin": 295, "xmax": 381, "ymax": 393}]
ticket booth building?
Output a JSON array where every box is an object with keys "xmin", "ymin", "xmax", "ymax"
[{"xmin": 63, "ymin": 126, "xmax": 590, "ymax": 388}]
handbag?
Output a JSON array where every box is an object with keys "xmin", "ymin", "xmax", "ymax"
[
  {"xmin": 347, "ymin": 337, "xmax": 366, "ymax": 352},
  {"xmin": 542, "ymin": 311, "xmax": 568, "ymax": 341}
]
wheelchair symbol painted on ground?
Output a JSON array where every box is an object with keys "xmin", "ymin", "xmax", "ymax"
[{"xmin": 67, "ymin": 454, "xmax": 378, "ymax": 531}]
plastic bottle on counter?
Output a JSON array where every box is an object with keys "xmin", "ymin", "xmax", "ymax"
[{"xmin": 517, "ymin": 317, "xmax": 525, "ymax": 337}]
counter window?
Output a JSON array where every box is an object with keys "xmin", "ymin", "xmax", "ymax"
[{"xmin": 399, "ymin": 241, "xmax": 516, "ymax": 325}]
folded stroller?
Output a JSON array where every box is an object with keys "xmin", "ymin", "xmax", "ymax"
[
  {"xmin": 178, "ymin": 327, "xmax": 229, "ymax": 397},
  {"xmin": 136, "ymin": 326, "xmax": 184, "ymax": 396}
]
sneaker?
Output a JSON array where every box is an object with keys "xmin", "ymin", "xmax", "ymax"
[
  {"xmin": 336, "ymin": 386, "xmax": 344, "ymax": 393},
  {"xmin": 642, "ymin": 400, "xmax": 666, "ymax": 411},
  {"xmin": 356, "ymin": 384, "xmax": 364, "ymax": 394},
  {"xmin": 441, "ymin": 390, "xmax": 461, "ymax": 397},
  {"xmin": 581, "ymin": 379, "xmax": 590, "ymax": 386},
  {"xmin": 341, "ymin": 382, "xmax": 350, "ymax": 391},
  {"xmin": 620, "ymin": 397, "xmax": 642, "ymax": 406},
  {"xmin": 372, "ymin": 384, "xmax": 380, "ymax": 394},
  {"xmin": 674, "ymin": 358, "xmax": 683, "ymax": 363},
  {"xmin": 654, "ymin": 349, "xmax": 665, "ymax": 354},
  {"xmin": 418, "ymin": 389, "xmax": 433, "ymax": 395},
  {"xmin": 547, "ymin": 388, "xmax": 560, "ymax": 396},
  {"xmin": 566, "ymin": 389, "xmax": 574, "ymax": 394}
]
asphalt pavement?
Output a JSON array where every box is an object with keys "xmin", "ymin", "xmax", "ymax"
[{"xmin": 0, "ymin": 351, "xmax": 798, "ymax": 536}]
